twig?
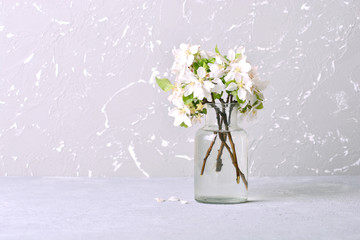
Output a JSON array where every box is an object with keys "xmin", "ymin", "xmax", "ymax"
[
  {"xmin": 200, "ymin": 95, "xmax": 223, "ymax": 175},
  {"xmin": 200, "ymin": 134, "xmax": 217, "ymax": 175},
  {"xmin": 227, "ymin": 132, "xmax": 248, "ymax": 190},
  {"xmin": 219, "ymin": 135, "xmax": 240, "ymax": 184},
  {"xmin": 227, "ymin": 103, "xmax": 236, "ymax": 126},
  {"xmin": 200, "ymin": 98, "xmax": 248, "ymax": 190},
  {"xmin": 215, "ymin": 133, "xmax": 225, "ymax": 172},
  {"xmin": 219, "ymin": 101, "xmax": 248, "ymax": 189}
]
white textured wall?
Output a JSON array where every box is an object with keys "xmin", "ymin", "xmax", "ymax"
[{"xmin": 0, "ymin": 0, "xmax": 359, "ymax": 177}]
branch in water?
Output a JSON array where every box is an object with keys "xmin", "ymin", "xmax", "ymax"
[{"xmin": 200, "ymin": 133, "xmax": 217, "ymax": 175}]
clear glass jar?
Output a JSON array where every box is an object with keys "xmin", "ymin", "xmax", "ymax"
[{"xmin": 194, "ymin": 103, "xmax": 248, "ymax": 204}]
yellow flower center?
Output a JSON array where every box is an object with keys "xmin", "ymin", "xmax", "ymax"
[
  {"xmin": 180, "ymin": 108, "xmax": 187, "ymax": 115},
  {"xmin": 237, "ymin": 81, "xmax": 244, "ymax": 89},
  {"xmin": 196, "ymin": 103, "xmax": 204, "ymax": 111}
]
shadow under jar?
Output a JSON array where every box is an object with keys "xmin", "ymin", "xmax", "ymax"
[{"xmin": 194, "ymin": 103, "xmax": 248, "ymax": 204}]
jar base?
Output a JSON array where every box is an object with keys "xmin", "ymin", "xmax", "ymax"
[{"xmin": 195, "ymin": 196, "xmax": 247, "ymax": 204}]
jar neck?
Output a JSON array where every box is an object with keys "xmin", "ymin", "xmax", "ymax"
[{"xmin": 203, "ymin": 103, "xmax": 239, "ymax": 131}]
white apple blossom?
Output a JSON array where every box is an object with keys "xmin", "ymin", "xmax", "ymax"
[
  {"xmin": 249, "ymin": 66, "xmax": 269, "ymax": 91},
  {"xmin": 227, "ymin": 46, "xmax": 245, "ymax": 62},
  {"xmin": 215, "ymin": 52, "xmax": 228, "ymax": 65},
  {"xmin": 225, "ymin": 59, "xmax": 252, "ymax": 82},
  {"xmin": 236, "ymin": 46, "xmax": 245, "ymax": 57},
  {"xmin": 247, "ymin": 108, "xmax": 258, "ymax": 121},
  {"xmin": 200, "ymin": 50, "xmax": 215, "ymax": 59},
  {"xmin": 171, "ymin": 50, "xmax": 187, "ymax": 79},
  {"xmin": 227, "ymin": 49, "xmax": 236, "ymax": 61},
  {"xmin": 168, "ymin": 85, "xmax": 184, "ymax": 108},
  {"xmin": 169, "ymin": 104, "xmax": 192, "ymax": 127},
  {"xmin": 225, "ymin": 77, "xmax": 253, "ymax": 101},
  {"xmin": 247, "ymin": 91, "xmax": 258, "ymax": 105},
  {"xmin": 179, "ymin": 43, "xmax": 200, "ymax": 66},
  {"xmin": 209, "ymin": 62, "xmax": 226, "ymax": 78},
  {"xmin": 171, "ymin": 44, "xmax": 200, "ymax": 79},
  {"xmin": 211, "ymin": 78, "xmax": 225, "ymax": 94},
  {"xmin": 183, "ymin": 67, "xmax": 214, "ymax": 100},
  {"xmin": 191, "ymin": 115, "xmax": 203, "ymax": 125},
  {"xmin": 157, "ymin": 43, "xmax": 267, "ymax": 126}
]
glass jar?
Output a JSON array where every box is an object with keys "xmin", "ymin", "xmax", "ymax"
[{"xmin": 194, "ymin": 103, "xmax": 248, "ymax": 204}]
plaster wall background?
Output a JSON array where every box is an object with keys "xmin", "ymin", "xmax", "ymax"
[{"xmin": 0, "ymin": 0, "xmax": 359, "ymax": 177}]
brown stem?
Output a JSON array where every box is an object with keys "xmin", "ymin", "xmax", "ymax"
[
  {"xmin": 200, "ymin": 98, "xmax": 248, "ymax": 190},
  {"xmin": 200, "ymin": 96, "xmax": 223, "ymax": 175},
  {"xmin": 215, "ymin": 133, "xmax": 226, "ymax": 172},
  {"xmin": 220, "ymin": 136, "xmax": 240, "ymax": 182},
  {"xmin": 227, "ymin": 132, "xmax": 248, "ymax": 190},
  {"xmin": 200, "ymin": 133, "xmax": 217, "ymax": 175}
]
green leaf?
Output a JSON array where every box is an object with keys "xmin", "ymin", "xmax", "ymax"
[
  {"xmin": 255, "ymin": 102, "xmax": 264, "ymax": 109},
  {"xmin": 235, "ymin": 53, "xmax": 242, "ymax": 59},
  {"xmin": 193, "ymin": 62, "xmax": 200, "ymax": 74},
  {"xmin": 236, "ymin": 95, "xmax": 245, "ymax": 104},
  {"xmin": 215, "ymin": 45, "xmax": 220, "ymax": 54},
  {"xmin": 156, "ymin": 77, "xmax": 174, "ymax": 92},
  {"xmin": 255, "ymin": 92, "xmax": 263, "ymax": 101},
  {"xmin": 208, "ymin": 58, "xmax": 216, "ymax": 64},
  {"xmin": 202, "ymin": 62, "xmax": 209, "ymax": 71},
  {"xmin": 212, "ymin": 92, "xmax": 223, "ymax": 100},
  {"xmin": 180, "ymin": 122, "xmax": 188, "ymax": 128},
  {"xmin": 240, "ymin": 107, "xmax": 248, "ymax": 113},
  {"xmin": 183, "ymin": 93, "xmax": 194, "ymax": 105},
  {"xmin": 231, "ymin": 90, "xmax": 237, "ymax": 97}
]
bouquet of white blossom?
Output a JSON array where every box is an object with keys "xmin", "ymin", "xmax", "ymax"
[
  {"xmin": 156, "ymin": 43, "xmax": 268, "ymax": 188},
  {"xmin": 156, "ymin": 43, "xmax": 268, "ymax": 127}
]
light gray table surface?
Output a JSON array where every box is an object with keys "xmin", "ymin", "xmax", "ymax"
[{"xmin": 0, "ymin": 176, "xmax": 359, "ymax": 240}]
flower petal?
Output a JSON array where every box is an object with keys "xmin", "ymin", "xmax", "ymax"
[
  {"xmin": 225, "ymin": 82, "xmax": 237, "ymax": 91},
  {"xmin": 190, "ymin": 45, "xmax": 199, "ymax": 54},
  {"xmin": 194, "ymin": 87, "xmax": 204, "ymax": 100},
  {"xmin": 187, "ymin": 54, "xmax": 194, "ymax": 66},
  {"xmin": 197, "ymin": 67, "xmax": 206, "ymax": 78},
  {"xmin": 184, "ymin": 106, "xmax": 190, "ymax": 114},
  {"xmin": 216, "ymin": 55, "xmax": 223, "ymax": 64},
  {"xmin": 168, "ymin": 196, "xmax": 180, "ymax": 202},
  {"xmin": 236, "ymin": 46, "xmax": 245, "ymax": 55},
  {"xmin": 184, "ymin": 85, "xmax": 193, "ymax": 96},
  {"xmin": 227, "ymin": 49, "xmax": 235, "ymax": 61},
  {"xmin": 200, "ymin": 50, "xmax": 208, "ymax": 58},
  {"xmin": 244, "ymin": 79, "xmax": 253, "ymax": 92},
  {"xmin": 180, "ymin": 43, "xmax": 188, "ymax": 50},
  {"xmin": 238, "ymin": 88, "xmax": 247, "ymax": 100},
  {"xmin": 248, "ymin": 93, "xmax": 257, "ymax": 105},
  {"xmin": 225, "ymin": 72, "xmax": 235, "ymax": 81},
  {"xmin": 203, "ymin": 80, "xmax": 215, "ymax": 91},
  {"xmin": 241, "ymin": 62, "xmax": 252, "ymax": 73},
  {"xmin": 168, "ymin": 108, "xmax": 179, "ymax": 117},
  {"xmin": 183, "ymin": 115, "xmax": 192, "ymax": 127},
  {"xmin": 212, "ymin": 78, "xmax": 222, "ymax": 85},
  {"xmin": 174, "ymin": 117, "xmax": 183, "ymax": 126}
]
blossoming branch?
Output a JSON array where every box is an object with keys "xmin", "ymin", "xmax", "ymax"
[{"xmin": 156, "ymin": 43, "xmax": 268, "ymax": 127}]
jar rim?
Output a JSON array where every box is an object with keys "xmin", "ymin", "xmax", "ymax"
[{"xmin": 204, "ymin": 102, "xmax": 239, "ymax": 107}]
